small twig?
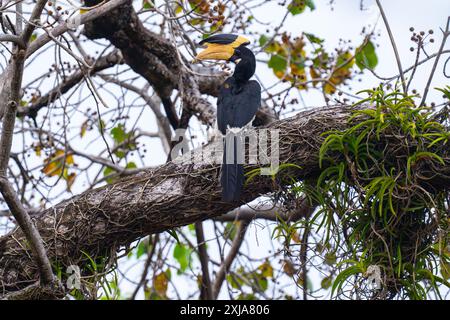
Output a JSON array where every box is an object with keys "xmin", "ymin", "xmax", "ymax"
[
  {"xmin": 195, "ymin": 222, "xmax": 213, "ymax": 300},
  {"xmin": 300, "ymin": 217, "xmax": 310, "ymax": 300},
  {"xmin": 420, "ymin": 16, "xmax": 450, "ymax": 106},
  {"xmin": 0, "ymin": 34, "xmax": 25, "ymax": 48},
  {"xmin": 130, "ymin": 234, "xmax": 159, "ymax": 300},
  {"xmin": 212, "ymin": 220, "xmax": 250, "ymax": 299},
  {"xmin": 367, "ymin": 49, "xmax": 450, "ymax": 81},
  {"xmin": 376, "ymin": 0, "xmax": 407, "ymax": 94},
  {"xmin": 406, "ymin": 39, "xmax": 422, "ymax": 93}
]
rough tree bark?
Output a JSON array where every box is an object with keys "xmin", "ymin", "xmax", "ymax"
[{"xmin": 0, "ymin": 104, "xmax": 448, "ymax": 299}]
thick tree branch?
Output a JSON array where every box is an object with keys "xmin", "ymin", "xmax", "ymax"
[{"xmin": 0, "ymin": 104, "xmax": 448, "ymax": 298}]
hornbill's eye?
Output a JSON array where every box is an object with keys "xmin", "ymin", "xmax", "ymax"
[{"xmin": 230, "ymin": 49, "xmax": 242, "ymax": 63}]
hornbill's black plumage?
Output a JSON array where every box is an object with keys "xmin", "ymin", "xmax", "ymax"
[{"xmin": 195, "ymin": 34, "xmax": 261, "ymax": 202}]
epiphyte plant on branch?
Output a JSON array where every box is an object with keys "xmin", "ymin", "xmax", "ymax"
[{"xmin": 311, "ymin": 86, "xmax": 449, "ymax": 299}]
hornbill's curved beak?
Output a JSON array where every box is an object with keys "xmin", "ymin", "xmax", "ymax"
[{"xmin": 194, "ymin": 34, "xmax": 250, "ymax": 62}]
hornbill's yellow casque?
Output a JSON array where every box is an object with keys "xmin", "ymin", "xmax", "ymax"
[{"xmin": 195, "ymin": 34, "xmax": 261, "ymax": 202}]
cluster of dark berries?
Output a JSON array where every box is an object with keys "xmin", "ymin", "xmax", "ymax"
[{"xmin": 409, "ymin": 27, "xmax": 435, "ymax": 51}]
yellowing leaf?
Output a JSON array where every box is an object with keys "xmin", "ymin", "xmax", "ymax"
[
  {"xmin": 283, "ymin": 259, "xmax": 296, "ymax": 277},
  {"xmin": 309, "ymin": 68, "xmax": 320, "ymax": 87},
  {"xmin": 66, "ymin": 154, "xmax": 74, "ymax": 165},
  {"xmin": 290, "ymin": 63, "xmax": 305, "ymax": 77},
  {"xmin": 274, "ymin": 70, "xmax": 286, "ymax": 79},
  {"xmin": 42, "ymin": 149, "xmax": 74, "ymax": 177},
  {"xmin": 42, "ymin": 160, "xmax": 61, "ymax": 177},
  {"xmin": 66, "ymin": 172, "xmax": 76, "ymax": 191},
  {"xmin": 80, "ymin": 120, "xmax": 88, "ymax": 138},
  {"xmin": 337, "ymin": 51, "xmax": 354, "ymax": 69},
  {"xmin": 292, "ymin": 231, "xmax": 301, "ymax": 243},
  {"xmin": 324, "ymin": 82, "xmax": 336, "ymax": 95},
  {"xmin": 265, "ymin": 41, "xmax": 281, "ymax": 54},
  {"xmin": 321, "ymin": 275, "xmax": 333, "ymax": 289},
  {"xmin": 34, "ymin": 144, "xmax": 42, "ymax": 157},
  {"xmin": 175, "ymin": 4, "xmax": 183, "ymax": 14},
  {"xmin": 258, "ymin": 261, "xmax": 274, "ymax": 278},
  {"xmin": 324, "ymin": 64, "xmax": 353, "ymax": 94},
  {"xmin": 153, "ymin": 272, "xmax": 168, "ymax": 296}
]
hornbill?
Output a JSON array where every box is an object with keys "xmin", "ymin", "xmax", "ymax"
[{"xmin": 195, "ymin": 34, "xmax": 261, "ymax": 202}]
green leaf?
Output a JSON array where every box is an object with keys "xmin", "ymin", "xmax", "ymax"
[
  {"xmin": 30, "ymin": 33, "xmax": 37, "ymax": 43},
  {"xmin": 255, "ymin": 274, "xmax": 268, "ymax": 291},
  {"xmin": 224, "ymin": 222, "xmax": 238, "ymax": 240},
  {"xmin": 306, "ymin": 0, "xmax": 315, "ymax": 10},
  {"xmin": 98, "ymin": 119, "xmax": 106, "ymax": 133},
  {"xmin": 441, "ymin": 262, "xmax": 450, "ymax": 280},
  {"xmin": 355, "ymin": 40, "xmax": 378, "ymax": 70},
  {"xmin": 259, "ymin": 34, "xmax": 269, "ymax": 47},
  {"xmin": 288, "ymin": 0, "xmax": 315, "ymax": 15},
  {"xmin": 304, "ymin": 32, "xmax": 323, "ymax": 45},
  {"xmin": 126, "ymin": 161, "xmax": 137, "ymax": 169},
  {"xmin": 111, "ymin": 124, "xmax": 127, "ymax": 144},
  {"xmin": 237, "ymin": 293, "xmax": 257, "ymax": 300},
  {"xmin": 142, "ymin": 0, "xmax": 153, "ymax": 10},
  {"xmin": 103, "ymin": 166, "xmax": 116, "ymax": 184},
  {"xmin": 407, "ymin": 151, "xmax": 445, "ymax": 180},
  {"xmin": 167, "ymin": 229, "xmax": 180, "ymax": 243},
  {"xmin": 332, "ymin": 265, "xmax": 363, "ymax": 297},
  {"xmin": 321, "ymin": 275, "xmax": 333, "ymax": 289},
  {"xmin": 165, "ymin": 267, "xmax": 172, "ymax": 281},
  {"xmin": 324, "ymin": 251, "xmax": 337, "ymax": 266},
  {"xmin": 136, "ymin": 239, "xmax": 148, "ymax": 259},
  {"xmin": 435, "ymin": 86, "xmax": 450, "ymax": 99},
  {"xmin": 268, "ymin": 54, "xmax": 287, "ymax": 72},
  {"xmin": 173, "ymin": 243, "xmax": 191, "ymax": 274},
  {"xmin": 227, "ymin": 274, "xmax": 243, "ymax": 289}
]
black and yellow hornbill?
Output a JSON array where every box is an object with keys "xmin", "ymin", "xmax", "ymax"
[{"xmin": 195, "ymin": 34, "xmax": 261, "ymax": 202}]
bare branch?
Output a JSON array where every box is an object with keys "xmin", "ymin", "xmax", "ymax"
[
  {"xmin": 195, "ymin": 222, "xmax": 213, "ymax": 300},
  {"xmin": 212, "ymin": 220, "xmax": 250, "ymax": 299},
  {"xmin": 420, "ymin": 16, "xmax": 450, "ymax": 106},
  {"xmin": 0, "ymin": 34, "xmax": 25, "ymax": 48},
  {"xmin": 376, "ymin": 0, "xmax": 407, "ymax": 93}
]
